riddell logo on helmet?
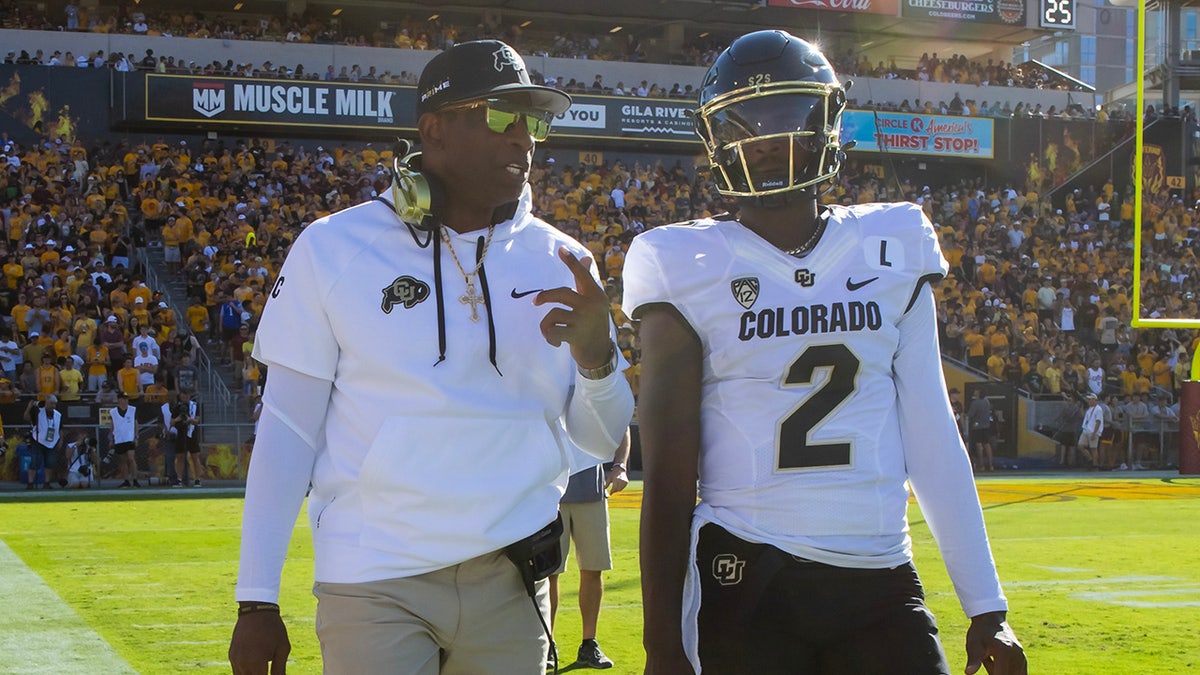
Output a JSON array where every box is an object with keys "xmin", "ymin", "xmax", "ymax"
[{"xmin": 192, "ymin": 83, "xmax": 226, "ymax": 118}]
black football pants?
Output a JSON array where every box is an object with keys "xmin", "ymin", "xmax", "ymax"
[{"xmin": 696, "ymin": 523, "xmax": 951, "ymax": 675}]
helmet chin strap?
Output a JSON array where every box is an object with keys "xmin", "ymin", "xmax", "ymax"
[
  {"xmin": 737, "ymin": 189, "xmax": 813, "ymax": 209},
  {"xmin": 737, "ymin": 174, "xmax": 837, "ymax": 208}
]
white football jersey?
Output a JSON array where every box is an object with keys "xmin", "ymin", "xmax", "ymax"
[{"xmin": 625, "ymin": 202, "xmax": 1007, "ymax": 618}]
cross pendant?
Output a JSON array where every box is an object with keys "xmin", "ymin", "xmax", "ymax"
[{"xmin": 460, "ymin": 280, "xmax": 485, "ymax": 323}]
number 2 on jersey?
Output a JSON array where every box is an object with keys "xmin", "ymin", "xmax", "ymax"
[{"xmin": 777, "ymin": 344, "xmax": 859, "ymax": 470}]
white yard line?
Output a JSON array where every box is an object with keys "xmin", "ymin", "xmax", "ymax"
[
  {"xmin": 1003, "ymin": 575, "xmax": 1184, "ymax": 587},
  {"xmin": 0, "ymin": 539, "xmax": 138, "ymax": 675},
  {"xmin": 1002, "ymin": 569, "xmax": 1200, "ymax": 609}
]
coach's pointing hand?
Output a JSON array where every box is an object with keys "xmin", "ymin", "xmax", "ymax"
[
  {"xmin": 965, "ymin": 611, "xmax": 1026, "ymax": 675},
  {"xmin": 230, "ymin": 608, "xmax": 290, "ymax": 675},
  {"xmin": 533, "ymin": 247, "xmax": 614, "ymax": 370}
]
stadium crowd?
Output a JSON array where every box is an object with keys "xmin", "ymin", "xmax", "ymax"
[
  {"xmin": 1, "ymin": 122, "xmax": 1192, "ymax": 455},
  {"xmin": 0, "ymin": 129, "xmax": 1190, "ymax": 365},
  {"xmin": 2, "ymin": 0, "xmax": 1105, "ymax": 104}
]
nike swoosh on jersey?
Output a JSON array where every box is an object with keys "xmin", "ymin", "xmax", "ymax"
[
  {"xmin": 845, "ymin": 276, "xmax": 879, "ymax": 291},
  {"xmin": 510, "ymin": 288, "xmax": 544, "ymax": 299}
]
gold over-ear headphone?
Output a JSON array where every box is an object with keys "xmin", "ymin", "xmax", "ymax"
[
  {"xmin": 391, "ymin": 151, "xmax": 434, "ymax": 226},
  {"xmin": 385, "ymin": 137, "xmax": 516, "ymax": 231},
  {"xmin": 387, "ymin": 138, "xmax": 444, "ymax": 229}
]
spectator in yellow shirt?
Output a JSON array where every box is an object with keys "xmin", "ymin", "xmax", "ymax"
[
  {"xmin": 85, "ymin": 342, "xmax": 109, "ymax": 391},
  {"xmin": 963, "ymin": 327, "xmax": 986, "ymax": 371},
  {"xmin": 59, "ymin": 358, "xmax": 83, "ymax": 401},
  {"xmin": 36, "ymin": 353, "xmax": 61, "ymax": 402},
  {"xmin": 117, "ymin": 357, "xmax": 141, "ymax": 399},
  {"xmin": 1044, "ymin": 360, "xmax": 1063, "ymax": 394},
  {"xmin": 986, "ymin": 348, "xmax": 1007, "ymax": 380}
]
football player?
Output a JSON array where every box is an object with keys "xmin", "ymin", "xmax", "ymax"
[{"xmin": 624, "ymin": 30, "xmax": 1026, "ymax": 675}]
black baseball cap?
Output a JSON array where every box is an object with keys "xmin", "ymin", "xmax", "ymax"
[{"xmin": 416, "ymin": 40, "xmax": 571, "ymax": 116}]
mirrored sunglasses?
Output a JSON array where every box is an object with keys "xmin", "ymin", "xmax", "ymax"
[{"xmin": 443, "ymin": 98, "xmax": 555, "ymax": 142}]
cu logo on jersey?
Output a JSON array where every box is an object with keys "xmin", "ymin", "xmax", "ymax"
[
  {"xmin": 731, "ymin": 277, "xmax": 759, "ymax": 309},
  {"xmin": 795, "ymin": 269, "xmax": 815, "ymax": 287},
  {"xmin": 381, "ymin": 275, "xmax": 431, "ymax": 314},
  {"xmin": 712, "ymin": 553, "xmax": 745, "ymax": 586}
]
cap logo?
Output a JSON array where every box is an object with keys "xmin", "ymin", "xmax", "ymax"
[
  {"xmin": 493, "ymin": 46, "xmax": 524, "ymax": 74},
  {"xmin": 421, "ymin": 78, "xmax": 450, "ymax": 103}
]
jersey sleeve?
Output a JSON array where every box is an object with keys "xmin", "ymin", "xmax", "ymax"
[
  {"xmin": 621, "ymin": 232, "xmax": 671, "ymax": 321},
  {"xmin": 914, "ymin": 206, "xmax": 950, "ymax": 279},
  {"xmin": 252, "ymin": 227, "xmax": 338, "ymax": 381},
  {"xmin": 902, "ymin": 203, "xmax": 949, "ymax": 313},
  {"xmin": 895, "ymin": 288, "xmax": 1008, "ymax": 618}
]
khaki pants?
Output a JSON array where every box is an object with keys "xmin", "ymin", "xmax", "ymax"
[{"xmin": 314, "ymin": 550, "xmax": 550, "ymax": 674}]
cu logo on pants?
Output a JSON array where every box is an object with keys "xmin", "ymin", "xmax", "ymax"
[{"xmin": 712, "ymin": 553, "xmax": 745, "ymax": 586}]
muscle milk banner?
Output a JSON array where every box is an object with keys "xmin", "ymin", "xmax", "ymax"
[
  {"xmin": 145, "ymin": 74, "xmax": 404, "ymax": 131},
  {"xmin": 120, "ymin": 73, "xmax": 700, "ymax": 145}
]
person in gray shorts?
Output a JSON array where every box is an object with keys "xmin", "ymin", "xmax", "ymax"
[{"xmin": 548, "ymin": 428, "xmax": 631, "ymax": 670}]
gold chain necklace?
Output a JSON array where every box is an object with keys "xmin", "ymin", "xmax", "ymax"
[{"xmin": 440, "ymin": 225, "xmax": 496, "ymax": 322}]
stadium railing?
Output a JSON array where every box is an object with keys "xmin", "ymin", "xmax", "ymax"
[
  {"xmin": 0, "ymin": 28, "xmax": 1098, "ymax": 114},
  {"xmin": 136, "ymin": 248, "xmax": 238, "ymax": 421},
  {"xmin": 1, "ymin": 421, "xmax": 257, "ymax": 485}
]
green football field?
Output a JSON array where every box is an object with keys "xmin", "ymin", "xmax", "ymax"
[{"xmin": 1, "ymin": 476, "xmax": 1198, "ymax": 674}]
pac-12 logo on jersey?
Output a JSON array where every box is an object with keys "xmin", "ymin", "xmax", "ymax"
[
  {"xmin": 712, "ymin": 553, "xmax": 745, "ymax": 586},
  {"xmin": 731, "ymin": 277, "xmax": 759, "ymax": 309},
  {"xmin": 381, "ymin": 276, "xmax": 430, "ymax": 314}
]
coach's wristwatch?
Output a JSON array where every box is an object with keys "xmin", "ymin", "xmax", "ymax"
[
  {"xmin": 610, "ymin": 462, "xmax": 627, "ymax": 473},
  {"xmin": 577, "ymin": 341, "xmax": 619, "ymax": 380}
]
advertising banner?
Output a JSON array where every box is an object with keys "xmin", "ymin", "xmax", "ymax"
[
  {"xmin": 841, "ymin": 110, "xmax": 995, "ymax": 158},
  {"xmin": 767, "ymin": 0, "xmax": 899, "ymax": 16},
  {"xmin": 1180, "ymin": 380, "xmax": 1200, "ymax": 475},
  {"xmin": 552, "ymin": 98, "xmax": 696, "ymax": 143},
  {"xmin": 901, "ymin": 0, "xmax": 1027, "ymax": 24},
  {"xmin": 0, "ymin": 64, "xmax": 110, "ymax": 142},
  {"xmin": 145, "ymin": 74, "xmax": 409, "ymax": 132},
  {"xmin": 1005, "ymin": 117, "xmax": 1132, "ymax": 194},
  {"xmin": 128, "ymin": 73, "xmax": 702, "ymax": 145}
]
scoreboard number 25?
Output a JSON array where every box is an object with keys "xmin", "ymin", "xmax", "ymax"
[{"xmin": 1041, "ymin": 0, "xmax": 1075, "ymax": 29}]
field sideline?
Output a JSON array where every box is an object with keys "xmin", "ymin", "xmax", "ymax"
[{"xmin": 0, "ymin": 475, "xmax": 1198, "ymax": 674}]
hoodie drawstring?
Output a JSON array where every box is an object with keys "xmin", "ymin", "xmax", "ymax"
[
  {"xmin": 475, "ymin": 235, "xmax": 501, "ymax": 376},
  {"xmin": 432, "ymin": 230, "xmax": 448, "ymax": 366},
  {"xmin": 375, "ymin": 196, "xmax": 503, "ymax": 371}
]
